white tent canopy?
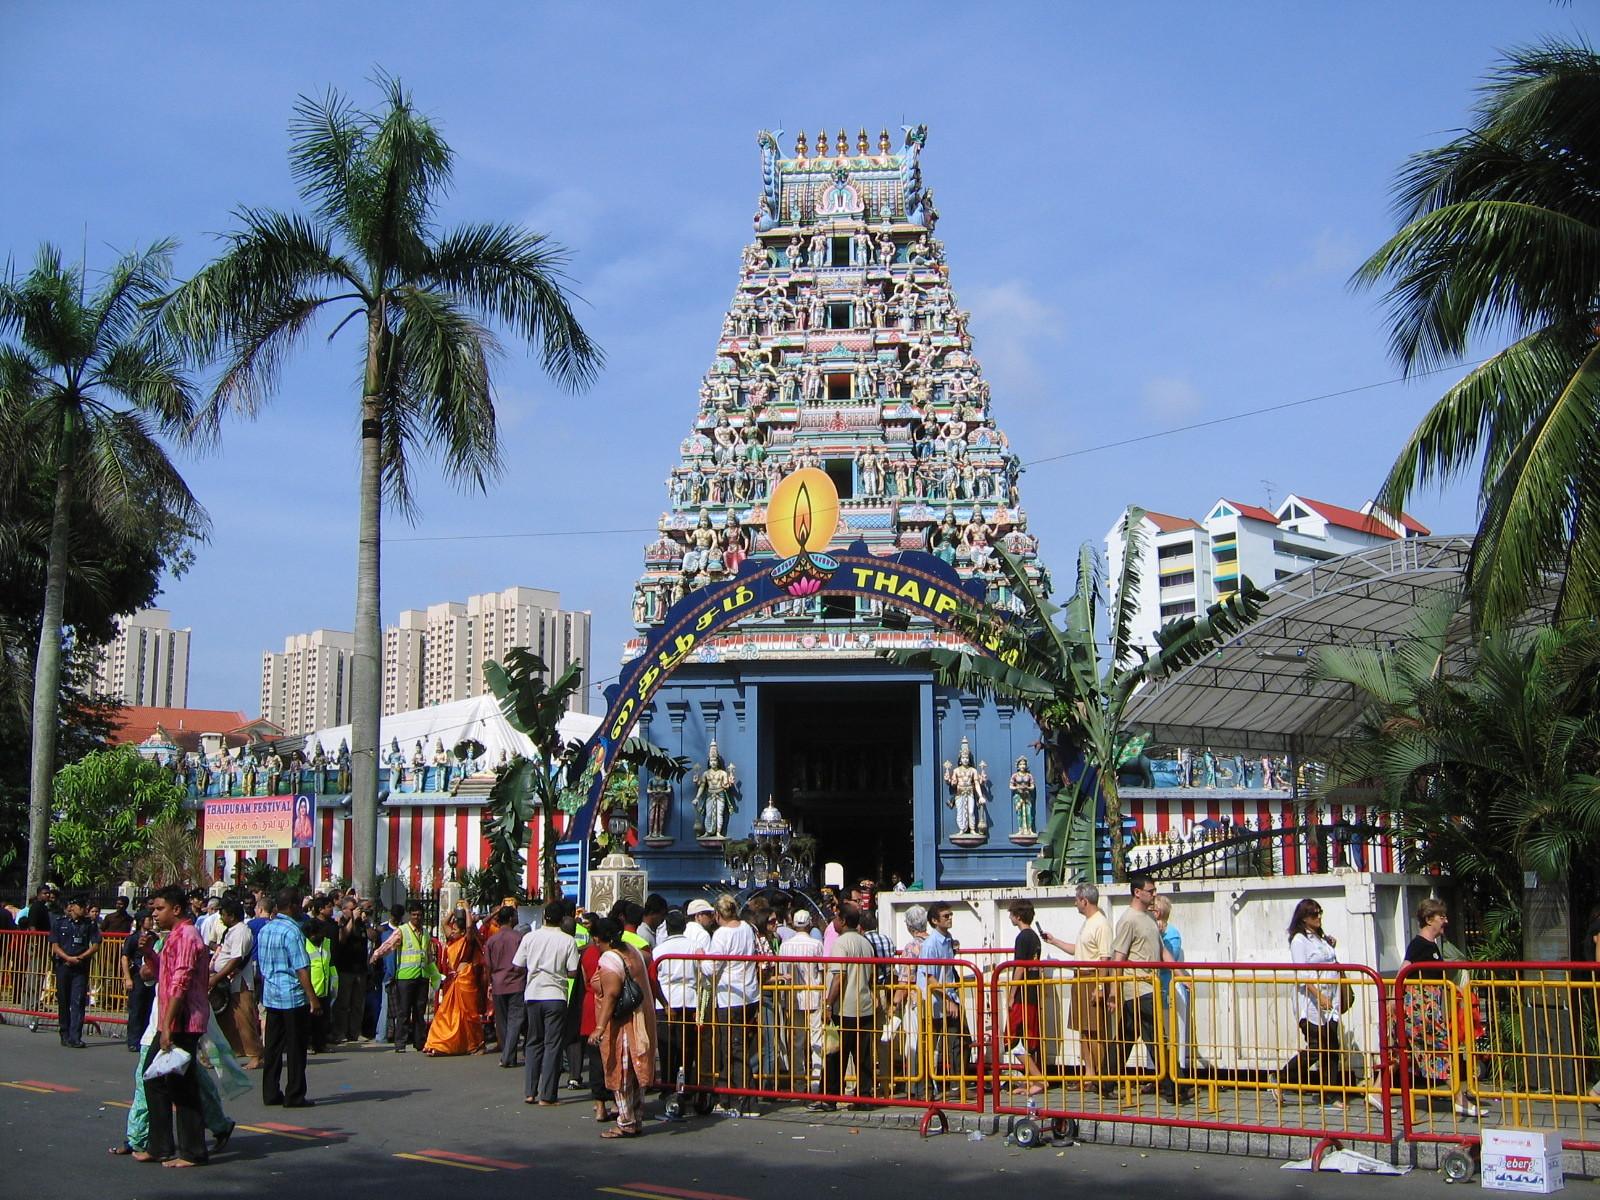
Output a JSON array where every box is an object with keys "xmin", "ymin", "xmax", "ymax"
[{"xmin": 303, "ymin": 693, "xmax": 601, "ymax": 770}]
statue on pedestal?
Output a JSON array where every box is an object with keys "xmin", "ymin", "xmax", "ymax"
[
  {"xmin": 337, "ymin": 739, "xmax": 352, "ymax": 792},
  {"xmin": 1009, "ymin": 757, "xmax": 1038, "ymax": 840},
  {"xmin": 693, "ymin": 743, "xmax": 737, "ymax": 840},
  {"xmin": 943, "ymin": 737, "xmax": 989, "ymax": 840},
  {"xmin": 646, "ymin": 781, "xmax": 673, "ymax": 842}
]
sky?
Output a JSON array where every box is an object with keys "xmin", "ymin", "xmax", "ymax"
[{"xmin": 3, "ymin": 2, "xmax": 1591, "ymax": 715}]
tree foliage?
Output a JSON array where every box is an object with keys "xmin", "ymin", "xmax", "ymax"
[
  {"xmin": 0, "ymin": 240, "xmax": 207, "ymax": 893},
  {"xmin": 1354, "ymin": 39, "xmax": 1600, "ymax": 628},
  {"xmin": 1315, "ymin": 596, "xmax": 1600, "ymax": 958},
  {"xmin": 49, "ymin": 745, "xmax": 185, "ymax": 888},
  {"xmin": 888, "ymin": 509, "xmax": 1266, "ymax": 881}
]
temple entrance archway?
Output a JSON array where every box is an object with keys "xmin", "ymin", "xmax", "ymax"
[{"xmin": 765, "ymin": 682, "xmax": 917, "ymax": 888}]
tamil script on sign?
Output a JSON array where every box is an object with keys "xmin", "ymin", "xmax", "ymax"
[{"xmin": 202, "ymin": 794, "xmax": 316, "ymax": 851}]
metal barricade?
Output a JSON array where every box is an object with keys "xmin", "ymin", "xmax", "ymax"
[
  {"xmin": 654, "ymin": 952, "xmax": 986, "ymax": 1128},
  {"xmin": 1397, "ymin": 960, "xmax": 1600, "ymax": 1166},
  {"xmin": 0, "ymin": 929, "xmax": 130, "ymax": 1033},
  {"xmin": 988, "ymin": 959, "xmax": 1393, "ymax": 1146}
]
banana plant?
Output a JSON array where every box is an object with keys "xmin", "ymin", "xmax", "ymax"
[
  {"xmin": 484, "ymin": 648, "xmax": 687, "ymax": 900},
  {"xmin": 889, "ymin": 508, "xmax": 1266, "ymax": 881}
]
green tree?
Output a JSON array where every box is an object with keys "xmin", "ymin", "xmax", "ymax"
[
  {"xmin": 0, "ymin": 242, "xmax": 205, "ymax": 895},
  {"xmin": 1354, "ymin": 39, "xmax": 1600, "ymax": 629},
  {"xmin": 50, "ymin": 745, "xmax": 185, "ymax": 888},
  {"xmin": 483, "ymin": 648, "xmax": 685, "ymax": 901},
  {"xmin": 889, "ymin": 510, "xmax": 1265, "ymax": 882},
  {"xmin": 161, "ymin": 75, "xmax": 603, "ymax": 897},
  {"xmin": 1315, "ymin": 596, "xmax": 1600, "ymax": 959},
  {"xmin": 134, "ymin": 815, "xmax": 208, "ymax": 889}
]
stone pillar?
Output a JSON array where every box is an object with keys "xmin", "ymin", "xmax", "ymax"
[{"xmin": 587, "ymin": 850, "xmax": 647, "ymax": 917}]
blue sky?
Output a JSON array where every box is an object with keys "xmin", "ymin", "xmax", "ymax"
[{"xmin": 4, "ymin": 3, "xmax": 1590, "ymax": 714}]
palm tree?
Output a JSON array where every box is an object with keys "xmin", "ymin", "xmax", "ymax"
[
  {"xmin": 0, "ymin": 242, "xmax": 204, "ymax": 895},
  {"xmin": 161, "ymin": 75, "xmax": 603, "ymax": 895},
  {"xmin": 1314, "ymin": 595, "xmax": 1600, "ymax": 958},
  {"xmin": 889, "ymin": 509, "xmax": 1266, "ymax": 881},
  {"xmin": 1353, "ymin": 39, "xmax": 1600, "ymax": 629}
]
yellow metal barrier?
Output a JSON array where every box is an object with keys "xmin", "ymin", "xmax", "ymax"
[
  {"xmin": 0, "ymin": 930, "xmax": 130, "ymax": 1033},
  {"xmin": 989, "ymin": 960, "xmax": 1395, "ymax": 1142},
  {"xmin": 1399, "ymin": 961, "xmax": 1600, "ymax": 1152}
]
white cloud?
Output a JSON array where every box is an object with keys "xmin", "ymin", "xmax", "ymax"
[
  {"xmin": 962, "ymin": 279, "xmax": 1066, "ymax": 402},
  {"xmin": 1142, "ymin": 374, "xmax": 1203, "ymax": 419},
  {"xmin": 1268, "ymin": 227, "xmax": 1361, "ymax": 288}
]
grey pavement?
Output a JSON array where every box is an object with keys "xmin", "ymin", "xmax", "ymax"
[{"xmin": 0, "ymin": 1022, "xmax": 1500, "ymax": 1199}]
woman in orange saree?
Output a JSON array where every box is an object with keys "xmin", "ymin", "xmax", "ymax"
[
  {"xmin": 424, "ymin": 908, "xmax": 485, "ymax": 1056},
  {"xmin": 588, "ymin": 917, "xmax": 657, "ymax": 1138}
]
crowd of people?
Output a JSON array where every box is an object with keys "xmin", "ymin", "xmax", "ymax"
[{"xmin": 2, "ymin": 873, "xmax": 1512, "ymax": 1165}]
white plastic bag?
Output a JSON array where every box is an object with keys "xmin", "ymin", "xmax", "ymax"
[{"xmin": 143, "ymin": 1045, "xmax": 193, "ymax": 1080}]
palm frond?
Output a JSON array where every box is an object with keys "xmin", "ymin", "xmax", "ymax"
[{"xmin": 419, "ymin": 222, "xmax": 604, "ymax": 390}]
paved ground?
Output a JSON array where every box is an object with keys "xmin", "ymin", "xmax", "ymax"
[{"xmin": 0, "ymin": 1023, "xmax": 1482, "ymax": 1199}]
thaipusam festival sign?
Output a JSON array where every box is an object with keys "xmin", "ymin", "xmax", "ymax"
[
  {"xmin": 203, "ymin": 793, "xmax": 317, "ymax": 851},
  {"xmin": 567, "ymin": 467, "xmax": 1018, "ymax": 840}
]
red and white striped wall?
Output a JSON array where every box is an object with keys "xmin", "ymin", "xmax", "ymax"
[
  {"xmin": 196, "ymin": 803, "xmax": 560, "ymax": 894},
  {"xmin": 1123, "ymin": 792, "xmax": 1399, "ymax": 874}
]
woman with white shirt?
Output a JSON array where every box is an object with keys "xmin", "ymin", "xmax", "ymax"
[
  {"xmin": 1278, "ymin": 898, "xmax": 1355, "ymax": 1107},
  {"xmin": 703, "ymin": 894, "xmax": 760, "ymax": 1115}
]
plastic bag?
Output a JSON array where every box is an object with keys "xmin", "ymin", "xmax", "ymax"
[
  {"xmin": 821, "ymin": 1021, "xmax": 841, "ymax": 1057},
  {"xmin": 143, "ymin": 1045, "xmax": 192, "ymax": 1080}
]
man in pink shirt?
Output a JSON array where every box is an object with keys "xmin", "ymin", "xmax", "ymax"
[{"xmin": 142, "ymin": 885, "xmax": 212, "ymax": 1167}]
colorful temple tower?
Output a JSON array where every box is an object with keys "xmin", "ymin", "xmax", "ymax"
[{"xmin": 624, "ymin": 126, "xmax": 1053, "ymax": 892}]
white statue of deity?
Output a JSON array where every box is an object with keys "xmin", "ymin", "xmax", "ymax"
[{"xmin": 943, "ymin": 737, "xmax": 989, "ymax": 838}]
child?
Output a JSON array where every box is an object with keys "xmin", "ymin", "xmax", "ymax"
[{"xmin": 305, "ymin": 918, "xmax": 337, "ymax": 1053}]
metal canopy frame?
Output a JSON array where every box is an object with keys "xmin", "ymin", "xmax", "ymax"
[{"xmin": 1125, "ymin": 535, "xmax": 1556, "ymax": 755}]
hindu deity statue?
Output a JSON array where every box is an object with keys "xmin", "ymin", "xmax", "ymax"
[
  {"xmin": 943, "ymin": 737, "xmax": 989, "ymax": 839},
  {"xmin": 337, "ymin": 739, "xmax": 352, "ymax": 792},
  {"xmin": 1009, "ymin": 756, "xmax": 1037, "ymax": 838},
  {"xmin": 681, "ymin": 510, "xmax": 718, "ymax": 575},
  {"xmin": 722, "ymin": 513, "xmax": 749, "ymax": 574},
  {"xmin": 646, "ymin": 780, "xmax": 673, "ymax": 841},
  {"xmin": 693, "ymin": 743, "xmax": 737, "ymax": 840},
  {"xmin": 387, "ymin": 737, "xmax": 407, "ymax": 787}
]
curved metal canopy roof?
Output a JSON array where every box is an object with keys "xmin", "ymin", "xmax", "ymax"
[{"xmin": 1124, "ymin": 535, "xmax": 1556, "ymax": 755}]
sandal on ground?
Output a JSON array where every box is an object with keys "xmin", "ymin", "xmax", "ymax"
[
  {"xmin": 524, "ymin": 1096, "xmax": 537, "ymax": 1104},
  {"xmin": 595, "ymin": 1110, "xmax": 618, "ymax": 1123},
  {"xmin": 599, "ymin": 1127, "xmax": 638, "ymax": 1139},
  {"xmin": 214, "ymin": 1122, "xmax": 235, "ymax": 1151},
  {"xmin": 108, "ymin": 1145, "xmax": 133, "ymax": 1156},
  {"xmin": 130, "ymin": 1151, "xmax": 159, "ymax": 1163}
]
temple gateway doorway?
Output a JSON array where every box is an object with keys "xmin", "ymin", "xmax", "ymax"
[{"xmin": 766, "ymin": 682, "xmax": 917, "ymax": 888}]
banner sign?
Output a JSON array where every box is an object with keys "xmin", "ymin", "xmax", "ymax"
[
  {"xmin": 566, "ymin": 467, "xmax": 1018, "ymax": 842},
  {"xmin": 203, "ymin": 793, "xmax": 317, "ymax": 851}
]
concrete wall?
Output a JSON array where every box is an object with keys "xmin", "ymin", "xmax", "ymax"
[{"xmin": 879, "ymin": 872, "xmax": 1439, "ymax": 1071}]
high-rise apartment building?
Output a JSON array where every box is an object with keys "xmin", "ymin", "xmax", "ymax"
[
  {"xmin": 384, "ymin": 587, "xmax": 591, "ymax": 715},
  {"xmin": 92, "ymin": 608, "xmax": 191, "ymax": 707},
  {"xmin": 259, "ymin": 629, "xmax": 355, "ymax": 736},
  {"xmin": 1107, "ymin": 494, "xmax": 1431, "ymax": 659}
]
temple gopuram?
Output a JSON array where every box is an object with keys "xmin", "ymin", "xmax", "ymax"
[{"xmin": 620, "ymin": 126, "xmax": 1054, "ymax": 892}]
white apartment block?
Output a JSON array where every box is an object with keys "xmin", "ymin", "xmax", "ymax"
[
  {"xmin": 92, "ymin": 608, "xmax": 191, "ymax": 707},
  {"xmin": 1107, "ymin": 494, "xmax": 1430, "ymax": 659},
  {"xmin": 260, "ymin": 629, "xmax": 355, "ymax": 736},
  {"xmin": 384, "ymin": 586, "xmax": 592, "ymax": 715}
]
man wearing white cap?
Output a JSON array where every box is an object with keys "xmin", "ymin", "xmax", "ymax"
[
  {"xmin": 777, "ymin": 909, "xmax": 824, "ymax": 1091},
  {"xmin": 684, "ymin": 899, "xmax": 715, "ymax": 953}
]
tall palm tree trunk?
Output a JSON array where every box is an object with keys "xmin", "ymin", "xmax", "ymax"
[
  {"xmin": 350, "ymin": 322, "xmax": 384, "ymax": 896},
  {"xmin": 27, "ymin": 464, "xmax": 75, "ymax": 894}
]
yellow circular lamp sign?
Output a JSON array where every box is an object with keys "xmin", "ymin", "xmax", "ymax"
[{"xmin": 766, "ymin": 467, "xmax": 839, "ymax": 557}]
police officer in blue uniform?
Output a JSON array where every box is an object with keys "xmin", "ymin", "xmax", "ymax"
[{"xmin": 48, "ymin": 895, "xmax": 100, "ymax": 1047}]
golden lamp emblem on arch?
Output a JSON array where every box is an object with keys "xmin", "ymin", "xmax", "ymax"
[{"xmin": 766, "ymin": 467, "xmax": 839, "ymax": 596}]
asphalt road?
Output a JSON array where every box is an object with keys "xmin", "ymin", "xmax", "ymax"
[{"xmin": 0, "ymin": 1023, "xmax": 1467, "ymax": 1200}]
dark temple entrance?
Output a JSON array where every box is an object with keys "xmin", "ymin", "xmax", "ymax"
[{"xmin": 767, "ymin": 683, "xmax": 916, "ymax": 889}]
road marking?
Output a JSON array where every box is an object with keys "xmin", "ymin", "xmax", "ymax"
[
  {"xmin": 254, "ymin": 1120, "xmax": 342, "ymax": 1139},
  {"xmin": 414, "ymin": 1148, "xmax": 528, "ymax": 1170},
  {"xmin": 600, "ymin": 1189, "xmax": 684, "ymax": 1200},
  {"xmin": 236, "ymin": 1124, "xmax": 320, "ymax": 1141},
  {"xmin": 0, "ymin": 1082, "xmax": 52, "ymax": 1094},
  {"xmin": 396, "ymin": 1151, "xmax": 497, "ymax": 1172},
  {"xmin": 619, "ymin": 1185, "xmax": 752, "ymax": 1200},
  {"xmin": 104, "ymin": 1099, "xmax": 132, "ymax": 1108},
  {"xmin": 16, "ymin": 1080, "xmax": 79, "ymax": 1092}
]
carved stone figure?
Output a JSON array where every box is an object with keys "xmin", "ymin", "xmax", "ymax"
[
  {"xmin": 722, "ymin": 513, "xmax": 749, "ymax": 574},
  {"xmin": 1009, "ymin": 757, "xmax": 1037, "ymax": 838},
  {"xmin": 786, "ymin": 236, "xmax": 805, "ymax": 269},
  {"xmin": 943, "ymin": 737, "xmax": 988, "ymax": 838},
  {"xmin": 877, "ymin": 232, "xmax": 896, "ymax": 266},
  {"xmin": 693, "ymin": 743, "xmax": 737, "ymax": 839}
]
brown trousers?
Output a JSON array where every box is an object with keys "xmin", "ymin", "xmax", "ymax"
[{"xmin": 218, "ymin": 985, "xmax": 264, "ymax": 1063}]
